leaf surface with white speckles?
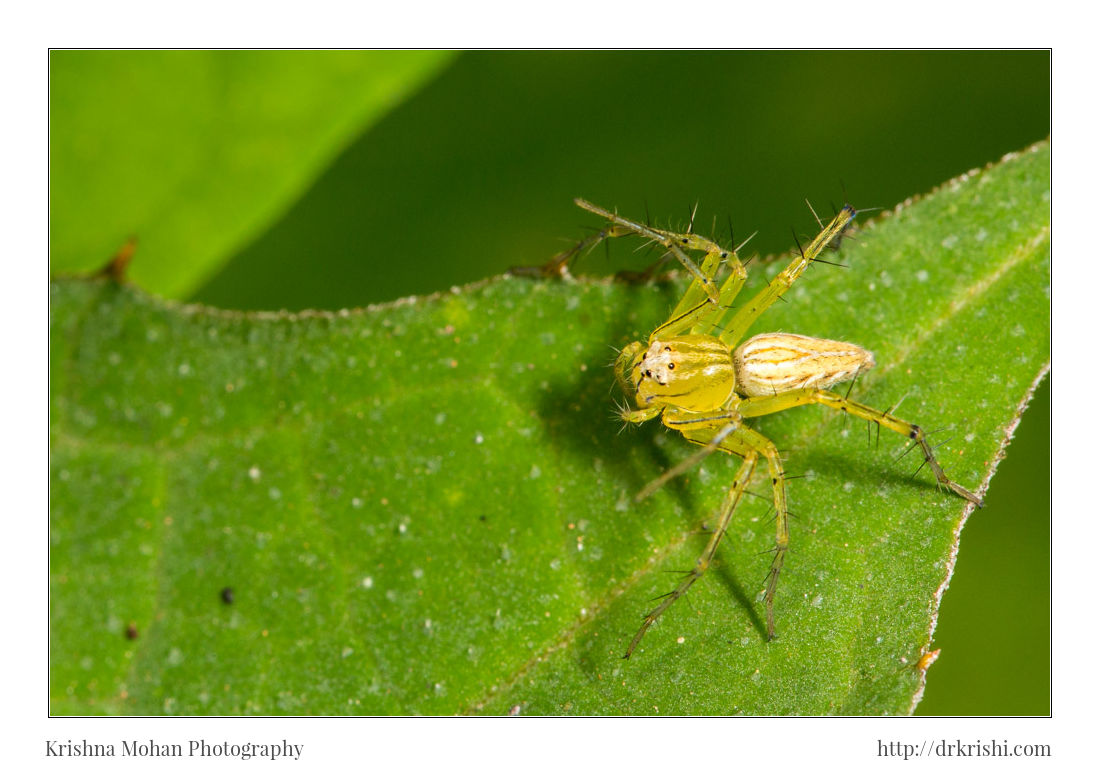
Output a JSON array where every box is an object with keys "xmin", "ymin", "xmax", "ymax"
[{"xmin": 50, "ymin": 143, "xmax": 1049, "ymax": 715}]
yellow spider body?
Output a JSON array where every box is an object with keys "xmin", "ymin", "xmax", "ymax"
[{"xmin": 619, "ymin": 335, "xmax": 736, "ymax": 413}]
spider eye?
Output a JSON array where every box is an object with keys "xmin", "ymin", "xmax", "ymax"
[{"xmin": 668, "ymin": 363, "xmax": 675, "ymax": 370}]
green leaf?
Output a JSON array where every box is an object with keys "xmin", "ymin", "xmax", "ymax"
[
  {"xmin": 50, "ymin": 141, "xmax": 1050, "ymax": 715},
  {"xmin": 49, "ymin": 50, "xmax": 453, "ymax": 298}
]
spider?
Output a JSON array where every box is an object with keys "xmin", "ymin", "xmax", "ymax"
[{"xmin": 567, "ymin": 198, "xmax": 984, "ymax": 658}]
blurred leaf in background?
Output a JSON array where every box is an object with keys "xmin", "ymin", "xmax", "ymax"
[
  {"xmin": 194, "ymin": 51, "xmax": 1050, "ymax": 312},
  {"xmin": 916, "ymin": 376, "xmax": 1050, "ymax": 715},
  {"xmin": 49, "ymin": 50, "xmax": 1050, "ymax": 714},
  {"xmin": 49, "ymin": 50, "xmax": 454, "ymax": 296}
]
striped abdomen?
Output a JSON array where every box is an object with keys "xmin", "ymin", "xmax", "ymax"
[{"xmin": 733, "ymin": 333, "xmax": 875, "ymax": 397}]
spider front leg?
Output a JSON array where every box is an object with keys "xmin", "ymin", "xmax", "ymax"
[
  {"xmin": 722, "ymin": 205, "xmax": 856, "ymax": 346},
  {"xmin": 513, "ymin": 207, "xmax": 652, "ymax": 279},
  {"xmin": 653, "ymin": 251, "xmax": 746, "ymax": 342},
  {"xmin": 738, "ymin": 389, "xmax": 984, "ymax": 506},
  {"xmin": 575, "ymin": 198, "xmax": 729, "ymax": 306}
]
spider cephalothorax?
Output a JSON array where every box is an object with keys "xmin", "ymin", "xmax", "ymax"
[{"xmin": 619, "ymin": 336, "xmax": 736, "ymax": 412}]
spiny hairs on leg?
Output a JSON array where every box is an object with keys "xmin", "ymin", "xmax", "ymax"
[
  {"xmin": 574, "ymin": 198, "xmax": 723, "ymax": 304},
  {"xmin": 909, "ymin": 428, "xmax": 983, "ymax": 506},
  {"xmin": 738, "ymin": 389, "xmax": 984, "ymax": 508},
  {"xmin": 624, "ymin": 449, "xmax": 758, "ymax": 658}
]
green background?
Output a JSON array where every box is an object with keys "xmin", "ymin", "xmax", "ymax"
[{"xmin": 50, "ymin": 50, "xmax": 1050, "ymax": 715}]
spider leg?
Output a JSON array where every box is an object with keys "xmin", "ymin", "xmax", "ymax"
[
  {"xmin": 564, "ymin": 198, "xmax": 754, "ymax": 339},
  {"xmin": 721, "ymin": 205, "xmax": 856, "ymax": 346},
  {"xmin": 575, "ymin": 198, "xmax": 724, "ymax": 305},
  {"xmin": 737, "ymin": 389, "xmax": 984, "ymax": 506},
  {"xmin": 510, "ymin": 223, "xmax": 626, "ymax": 279},
  {"xmin": 735, "ymin": 426, "xmax": 789, "ymax": 641},
  {"xmin": 625, "ymin": 425, "xmax": 759, "ymax": 658},
  {"xmin": 636, "ymin": 408, "xmax": 741, "ymax": 501},
  {"xmin": 645, "ymin": 230, "xmax": 748, "ymax": 341},
  {"xmin": 662, "ymin": 231, "xmax": 748, "ymax": 339},
  {"xmin": 653, "ymin": 249, "xmax": 747, "ymax": 341},
  {"xmin": 649, "ymin": 262, "xmax": 744, "ymax": 341}
]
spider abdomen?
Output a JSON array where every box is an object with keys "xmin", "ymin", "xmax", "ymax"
[{"xmin": 733, "ymin": 332, "xmax": 875, "ymax": 397}]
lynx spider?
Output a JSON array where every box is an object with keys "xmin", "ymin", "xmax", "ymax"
[{"xmin": 565, "ymin": 198, "xmax": 984, "ymax": 658}]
